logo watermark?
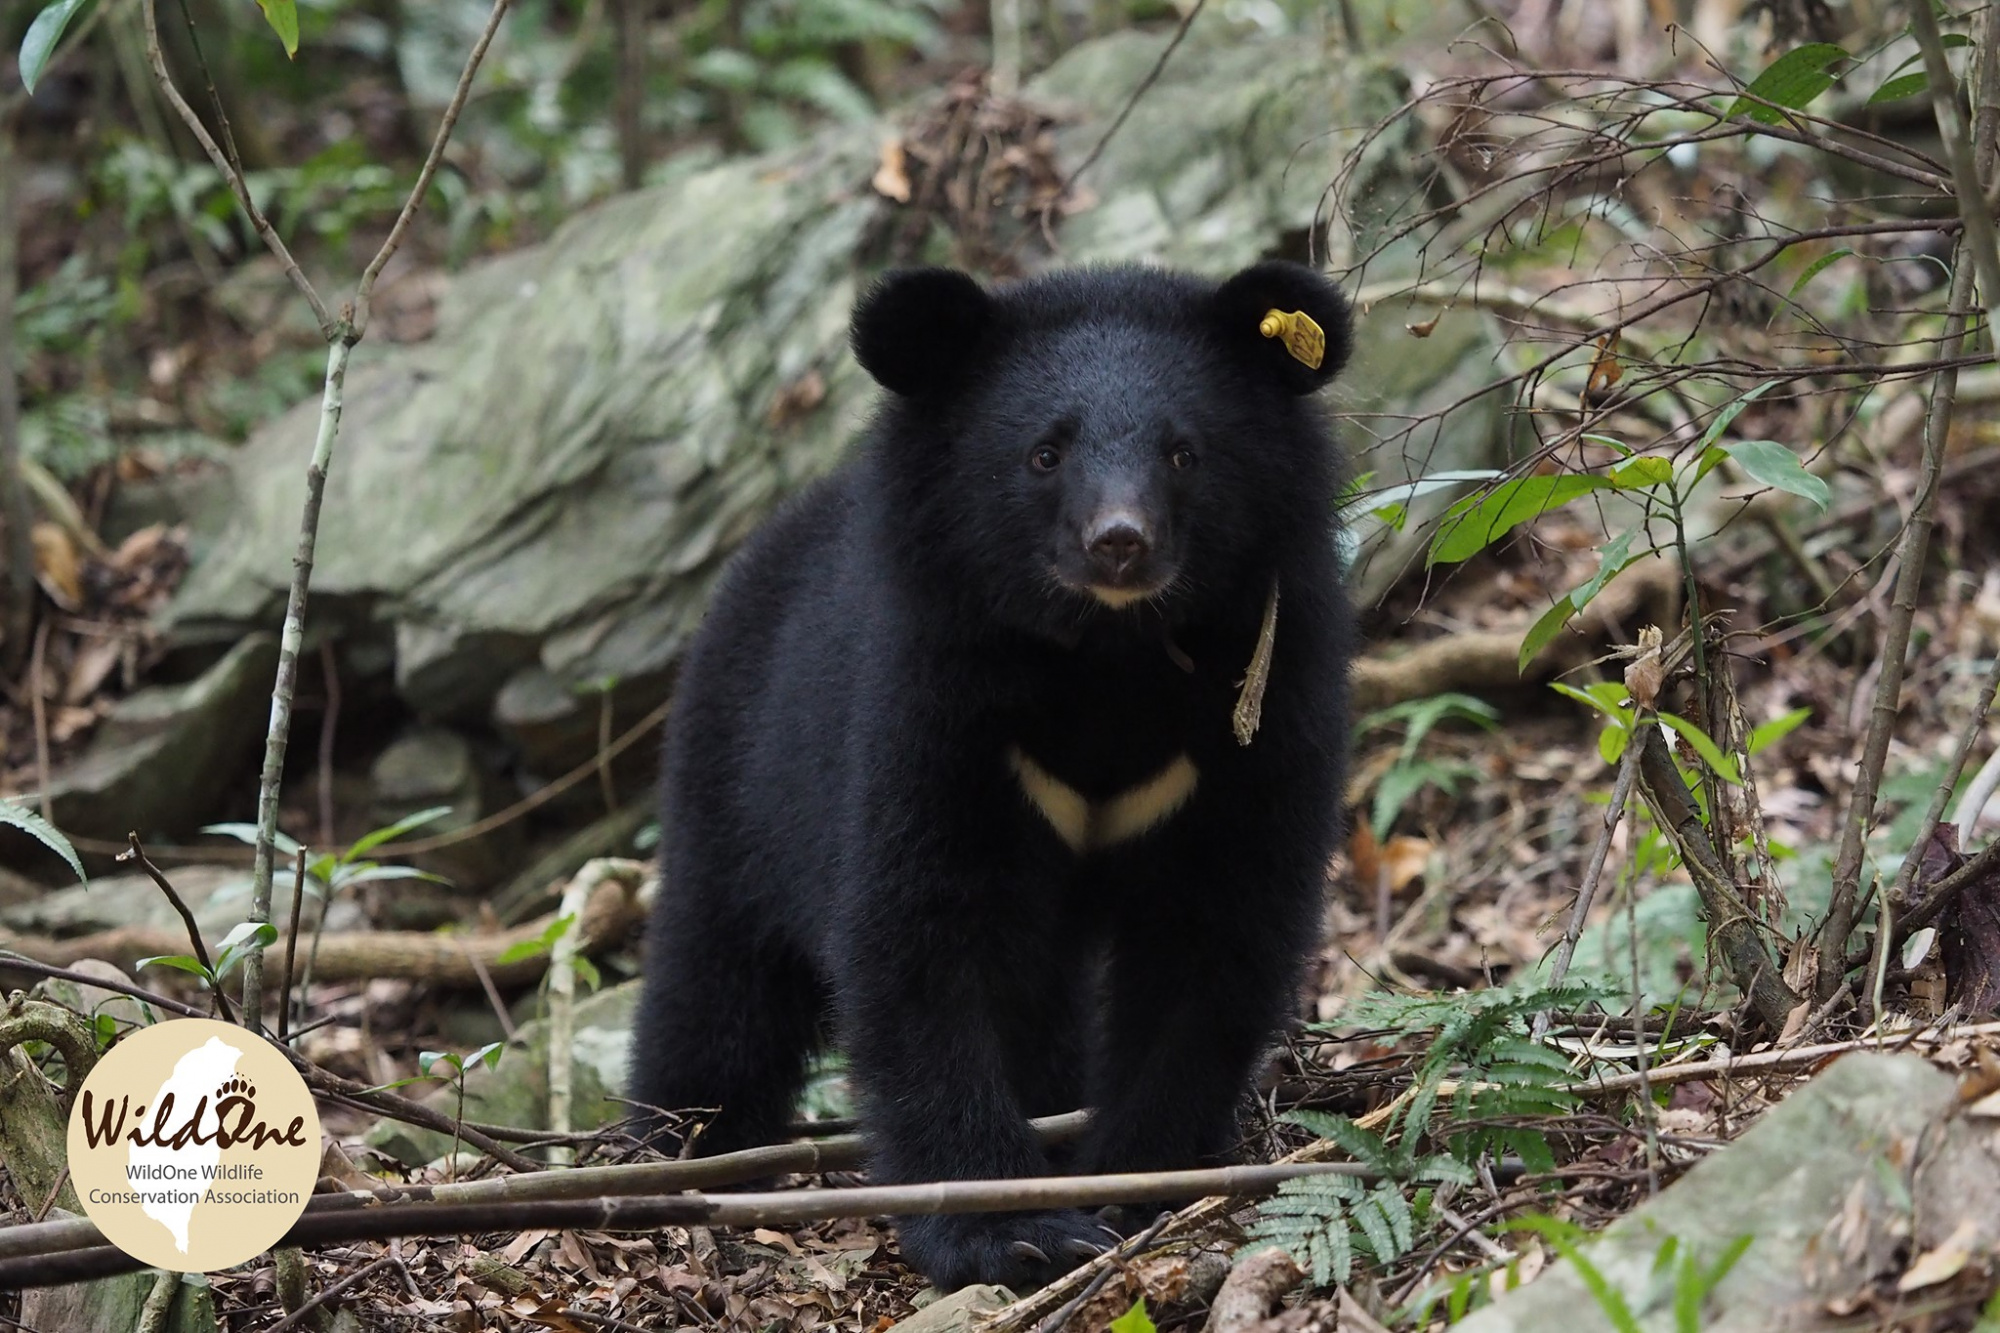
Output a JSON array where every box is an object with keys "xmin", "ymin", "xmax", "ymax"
[{"xmin": 67, "ymin": 1017, "xmax": 321, "ymax": 1271}]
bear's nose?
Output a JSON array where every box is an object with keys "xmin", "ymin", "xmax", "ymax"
[{"xmin": 1086, "ymin": 515, "xmax": 1151, "ymax": 576}]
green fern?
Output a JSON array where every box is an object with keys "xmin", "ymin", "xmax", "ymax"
[
  {"xmin": 1339, "ymin": 977, "xmax": 1618, "ymax": 1165},
  {"xmin": 1245, "ymin": 979, "xmax": 1621, "ymax": 1289},
  {"xmin": 1243, "ymin": 1177, "xmax": 1422, "ymax": 1286}
]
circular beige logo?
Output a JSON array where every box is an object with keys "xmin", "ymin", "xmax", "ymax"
[{"xmin": 67, "ymin": 1017, "xmax": 321, "ymax": 1271}]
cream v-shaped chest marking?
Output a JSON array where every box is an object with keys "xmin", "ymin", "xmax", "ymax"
[{"xmin": 1008, "ymin": 748, "xmax": 1199, "ymax": 854}]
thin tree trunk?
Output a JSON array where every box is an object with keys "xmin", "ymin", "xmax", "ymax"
[
  {"xmin": 0, "ymin": 116, "xmax": 33, "ymax": 676},
  {"xmin": 615, "ymin": 0, "xmax": 646, "ymax": 190}
]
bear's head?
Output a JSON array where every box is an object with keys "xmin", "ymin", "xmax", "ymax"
[{"xmin": 852, "ymin": 261, "xmax": 1352, "ymax": 638}]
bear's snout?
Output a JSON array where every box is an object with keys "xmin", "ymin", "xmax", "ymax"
[{"xmin": 1085, "ymin": 511, "xmax": 1151, "ymax": 579}]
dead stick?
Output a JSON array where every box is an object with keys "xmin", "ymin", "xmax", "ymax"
[
  {"xmin": 117, "ymin": 832, "xmax": 233, "ymax": 1025},
  {"xmin": 0, "ymin": 1161, "xmax": 1385, "ymax": 1286},
  {"xmin": 266, "ymin": 1255, "xmax": 399, "ymax": 1333},
  {"xmin": 1816, "ymin": 243, "xmax": 1975, "ymax": 1003},
  {"xmin": 1533, "ymin": 715, "xmax": 1649, "ymax": 1039},
  {"xmin": 1567, "ymin": 1019, "xmax": 2000, "ymax": 1097}
]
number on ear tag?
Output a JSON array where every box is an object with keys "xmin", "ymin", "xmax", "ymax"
[{"xmin": 1258, "ymin": 308, "xmax": 1325, "ymax": 370}]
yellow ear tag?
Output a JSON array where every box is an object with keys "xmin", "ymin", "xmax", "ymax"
[{"xmin": 1258, "ymin": 308, "xmax": 1325, "ymax": 371}]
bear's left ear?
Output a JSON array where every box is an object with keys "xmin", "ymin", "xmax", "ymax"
[
  {"xmin": 1211, "ymin": 261, "xmax": 1353, "ymax": 395},
  {"xmin": 851, "ymin": 268, "xmax": 996, "ymax": 398}
]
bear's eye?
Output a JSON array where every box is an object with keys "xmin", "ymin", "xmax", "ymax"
[
  {"xmin": 1029, "ymin": 444, "xmax": 1063, "ymax": 473},
  {"xmin": 1169, "ymin": 447, "xmax": 1198, "ymax": 471}
]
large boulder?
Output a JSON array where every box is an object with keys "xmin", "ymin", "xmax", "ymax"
[{"xmin": 166, "ymin": 24, "xmax": 1509, "ymax": 729}]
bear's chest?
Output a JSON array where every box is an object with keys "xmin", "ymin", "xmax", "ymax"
[{"xmin": 1001, "ymin": 645, "xmax": 1231, "ymax": 854}]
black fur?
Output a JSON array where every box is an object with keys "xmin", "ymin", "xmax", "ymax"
[{"xmin": 630, "ymin": 261, "xmax": 1355, "ymax": 1291}]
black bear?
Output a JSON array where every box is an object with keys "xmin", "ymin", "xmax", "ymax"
[{"xmin": 630, "ymin": 260, "xmax": 1355, "ymax": 1291}]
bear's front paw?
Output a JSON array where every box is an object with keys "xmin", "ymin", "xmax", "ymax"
[{"xmin": 896, "ymin": 1210, "xmax": 1115, "ymax": 1291}]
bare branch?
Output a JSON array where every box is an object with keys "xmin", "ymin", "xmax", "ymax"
[
  {"xmin": 353, "ymin": 0, "xmax": 515, "ymax": 337},
  {"xmin": 1816, "ymin": 242, "xmax": 1979, "ymax": 1002},
  {"xmin": 1910, "ymin": 0, "xmax": 2000, "ymax": 320},
  {"xmin": 138, "ymin": 0, "xmax": 333, "ymax": 336},
  {"xmin": 116, "ymin": 833, "xmax": 235, "ymax": 1023}
]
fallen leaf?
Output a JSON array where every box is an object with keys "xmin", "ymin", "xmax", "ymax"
[
  {"xmin": 1382, "ymin": 835, "xmax": 1433, "ymax": 893},
  {"xmin": 31, "ymin": 522, "xmax": 82, "ymax": 608},
  {"xmin": 873, "ymin": 137, "xmax": 912, "ymax": 203},
  {"xmin": 1897, "ymin": 1219, "xmax": 1979, "ymax": 1292},
  {"xmin": 752, "ymin": 1228, "xmax": 804, "ymax": 1256},
  {"xmin": 1347, "ymin": 822, "xmax": 1381, "ymax": 887},
  {"xmin": 1777, "ymin": 999, "xmax": 1810, "ymax": 1045},
  {"xmin": 64, "ymin": 636, "xmax": 125, "ymax": 706}
]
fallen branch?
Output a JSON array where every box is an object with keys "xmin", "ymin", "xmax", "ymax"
[
  {"xmin": 0, "ymin": 1161, "xmax": 1382, "ymax": 1288},
  {"xmin": 0, "ymin": 864, "xmax": 644, "ymax": 988},
  {"xmin": 1566, "ymin": 1019, "xmax": 2000, "ymax": 1097},
  {"xmin": 0, "ymin": 1109, "xmax": 1094, "ymax": 1268}
]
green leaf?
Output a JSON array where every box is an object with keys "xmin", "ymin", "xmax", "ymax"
[
  {"xmin": 1551, "ymin": 681, "xmax": 1633, "ymax": 725},
  {"xmin": 0, "ymin": 798, "xmax": 87, "ymax": 885},
  {"xmin": 202, "ymin": 822, "xmax": 303, "ymax": 857},
  {"xmin": 470, "ymin": 1041, "xmax": 505, "ymax": 1070},
  {"xmin": 1693, "ymin": 380, "xmax": 1779, "ymax": 458},
  {"xmin": 1659, "ymin": 713, "xmax": 1743, "ymax": 785},
  {"xmin": 1722, "ymin": 440, "xmax": 1830, "ymax": 511},
  {"xmin": 494, "ymin": 937, "xmax": 551, "ymax": 966},
  {"xmin": 1108, "ymin": 1299, "xmax": 1156, "ymax": 1333},
  {"xmin": 1369, "ymin": 501, "xmax": 1408, "ymax": 532},
  {"xmin": 216, "ymin": 920, "xmax": 279, "ymax": 954},
  {"xmin": 20, "ymin": 0, "xmax": 90, "ymax": 96},
  {"xmin": 1518, "ymin": 532, "xmax": 1640, "ymax": 672},
  {"xmin": 254, "ymin": 0, "xmax": 299, "ymax": 56},
  {"xmin": 212, "ymin": 921, "xmax": 279, "ymax": 980},
  {"xmin": 1867, "ymin": 71, "xmax": 1929, "ymax": 104},
  {"xmin": 1747, "ymin": 706, "xmax": 1811, "ymax": 754},
  {"xmin": 1522, "ymin": 595, "xmax": 1582, "ymax": 673},
  {"xmin": 1786, "ymin": 248, "xmax": 1853, "ymax": 298},
  {"xmin": 418, "ymin": 1050, "xmax": 464, "ymax": 1077},
  {"xmin": 330, "ymin": 864, "xmax": 452, "ymax": 891},
  {"xmin": 1610, "ymin": 457, "xmax": 1673, "ymax": 490},
  {"xmin": 345, "ymin": 805, "xmax": 454, "ymax": 860},
  {"xmin": 135, "ymin": 955, "xmax": 214, "ymax": 982},
  {"xmin": 1506, "ymin": 1218, "xmax": 1641, "ymax": 1333},
  {"xmin": 1727, "ymin": 43, "xmax": 1849, "ymax": 124},
  {"xmin": 1428, "ymin": 475, "xmax": 1612, "ymax": 565},
  {"xmin": 1372, "ymin": 759, "xmax": 1471, "ymax": 838}
]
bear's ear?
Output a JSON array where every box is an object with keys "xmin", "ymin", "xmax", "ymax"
[
  {"xmin": 1211, "ymin": 261, "xmax": 1353, "ymax": 395},
  {"xmin": 851, "ymin": 268, "xmax": 995, "ymax": 397}
]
